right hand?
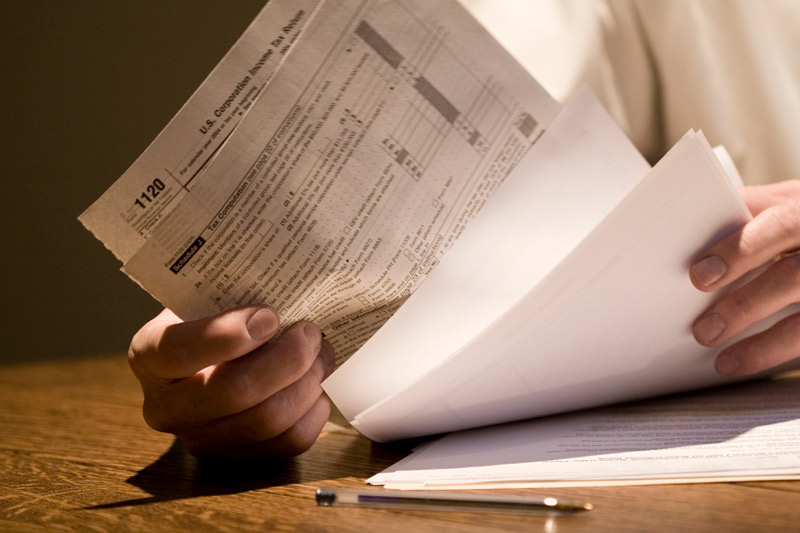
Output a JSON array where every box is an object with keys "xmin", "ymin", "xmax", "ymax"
[
  {"xmin": 128, "ymin": 305, "xmax": 335, "ymax": 461},
  {"xmin": 690, "ymin": 180, "xmax": 800, "ymax": 376}
]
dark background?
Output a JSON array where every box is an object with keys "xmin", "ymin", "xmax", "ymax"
[{"xmin": 1, "ymin": 1, "xmax": 267, "ymax": 363}]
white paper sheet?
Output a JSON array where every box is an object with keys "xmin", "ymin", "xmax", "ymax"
[
  {"xmin": 331, "ymin": 128, "xmax": 799, "ymax": 442},
  {"xmin": 369, "ymin": 373, "xmax": 800, "ymax": 488},
  {"xmin": 323, "ymin": 88, "xmax": 649, "ymax": 422}
]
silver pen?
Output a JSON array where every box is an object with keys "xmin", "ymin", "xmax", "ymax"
[{"xmin": 315, "ymin": 487, "xmax": 593, "ymax": 515}]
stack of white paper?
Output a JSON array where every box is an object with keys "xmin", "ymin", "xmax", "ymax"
[
  {"xmin": 369, "ymin": 374, "xmax": 800, "ymax": 489},
  {"xmin": 323, "ymin": 90, "xmax": 799, "ymax": 443}
]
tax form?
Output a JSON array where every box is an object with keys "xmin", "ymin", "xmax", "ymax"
[
  {"xmin": 80, "ymin": 0, "xmax": 323, "ymax": 262},
  {"xmin": 82, "ymin": 0, "xmax": 559, "ymax": 362}
]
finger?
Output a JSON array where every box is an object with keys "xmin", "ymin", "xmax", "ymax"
[
  {"xmin": 693, "ymin": 253, "xmax": 800, "ymax": 346},
  {"xmin": 145, "ymin": 323, "xmax": 330, "ymax": 429},
  {"xmin": 191, "ymin": 395, "xmax": 333, "ymax": 461},
  {"xmin": 740, "ymin": 180, "xmax": 800, "ymax": 216},
  {"xmin": 177, "ymin": 346, "xmax": 334, "ymax": 457},
  {"xmin": 690, "ymin": 201, "xmax": 800, "ymax": 291},
  {"xmin": 230, "ymin": 395, "xmax": 333, "ymax": 460},
  {"xmin": 129, "ymin": 305, "xmax": 280, "ymax": 381},
  {"xmin": 714, "ymin": 312, "xmax": 800, "ymax": 376}
]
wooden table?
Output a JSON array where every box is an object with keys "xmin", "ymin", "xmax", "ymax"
[{"xmin": 2, "ymin": 353, "xmax": 800, "ymax": 532}]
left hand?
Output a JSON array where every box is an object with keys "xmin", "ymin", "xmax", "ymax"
[
  {"xmin": 690, "ymin": 179, "xmax": 800, "ymax": 376},
  {"xmin": 128, "ymin": 305, "xmax": 335, "ymax": 460}
]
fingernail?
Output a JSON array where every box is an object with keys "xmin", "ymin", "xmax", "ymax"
[
  {"xmin": 691, "ymin": 255, "xmax": 727, "ymax": 287},
  {"xmin": 693, "ymin": 312, "xmax": 726, "ymax": 345},
  {"xmin": 246, "ymin": 308, "xmax": 277, "ymax": 342},
  {"xmin": 716, "ymin": 352, "xmax": 741, "ymax": 376}
]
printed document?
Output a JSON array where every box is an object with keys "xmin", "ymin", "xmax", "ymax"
[
  {"xmin": 82, "ymin": 0, "xmax": 559, "ymax": 362},
  {"xmin": 369, "ymin": 374, "xmax": 800, "ymax": 488},
  {"xmin": 80, "ymin": 0, "xmax": 323, "ymax": 262}
]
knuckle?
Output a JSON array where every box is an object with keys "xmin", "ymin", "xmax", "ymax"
[
  {"xmin": 720, "ymin": 290, "xmax": 753, "ymax": 324},
  {"xmin": 738, "ymin": 204, "xmax": 800, "ymax": 261},
  {"xmin": 736, "ymin": 230, "xmax": 762, "ymax": 262},
  {"xmin": 226, "ymin": 370, "xmax": 260, "ymax": 412},
  {"xmin": 127, "ymin": 330, "xmax": 146, "ymax": 361},
  {"xmin": 771, "ymin": 205, "xmax": 800, "ymax": 240},
  {"xmin": 127, "ymin": 330, "xmax": 159, "ymax": 379},
  {"xmin": 128, "ymin": 311, "xmax": 190, "ymax": 381},
  {"xmin": 127, "ymin": 344, "xmax": 145, "ymax": 378}
]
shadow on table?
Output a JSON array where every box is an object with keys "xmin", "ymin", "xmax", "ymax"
[
  {"xmin": 85, "ymin": 440, "xmax": 287, "ymax": 508},
  {"xmin": 86, "ymin": 431, "xmax": 415, "ymax": 508}
]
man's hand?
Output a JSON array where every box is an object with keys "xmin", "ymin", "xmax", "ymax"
[
  {"xmin": 128, "ymin": 305, "xmax": 335, "ymax": 460},
  {"xmin": 690, "ymin": 180, "xmax": 800, "ymax": 376}
]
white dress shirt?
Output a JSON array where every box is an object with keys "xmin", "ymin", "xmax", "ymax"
[{"xmin": 462, "ymin": 0, "xmax": 800, "ymax": 184}]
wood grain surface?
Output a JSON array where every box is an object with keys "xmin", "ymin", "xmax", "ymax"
[{"xmin": 2, "ymin": 354, "xmax": 799, "ymax": 532}]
